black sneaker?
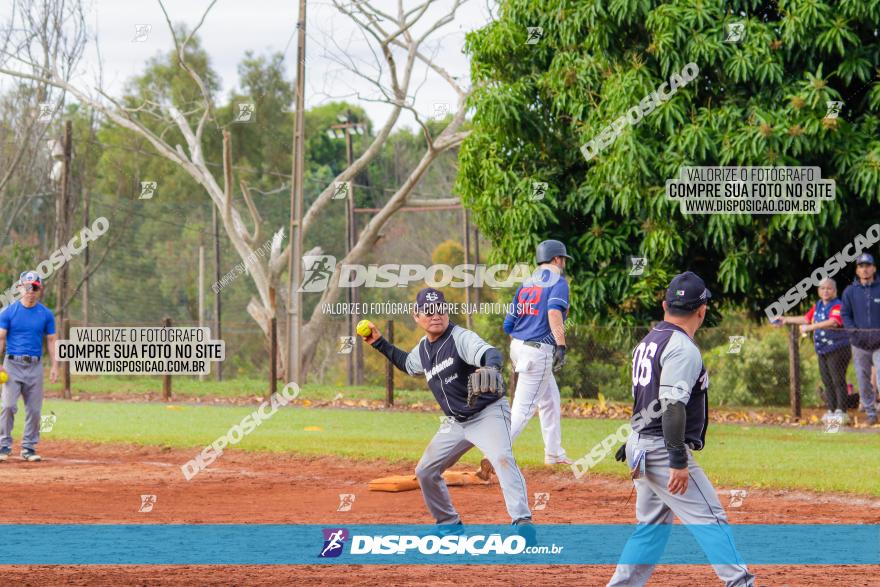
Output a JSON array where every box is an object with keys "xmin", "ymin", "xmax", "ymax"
[
  {"xmin": 0, "ymin": 447, "xmax": 10, "ymax": 462},
  {"xmin": 20, "ymin": 448, "xmax": 41, "ymax": 462},
  {"xmin": 513, "ymin": 518, "xmax": 537, "ymax": 546},
  {"xmin": 434, "ymin": 521, "xmax": 465, "ymax": 537}
]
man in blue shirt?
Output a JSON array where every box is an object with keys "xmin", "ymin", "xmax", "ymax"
[
  {"xmin": 840, "ymin": 253, "xmax": 880, "ymax": 426},
  {"xmin": 0, "ymin": 271, "xmax": 58, "ymax": 462},
  {"xmin": 502, "ymin": 239, "xmax": 572, "ymax": 465}
]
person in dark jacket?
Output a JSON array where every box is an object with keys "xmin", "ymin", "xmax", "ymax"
[{"xmin": 840, "ymin": 253, "xmax": 880, "ymax": 426}]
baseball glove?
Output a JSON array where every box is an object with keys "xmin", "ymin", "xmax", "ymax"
[{"xmin": 466, "ymin": 366, "xmax": 505, "ymax": 407}]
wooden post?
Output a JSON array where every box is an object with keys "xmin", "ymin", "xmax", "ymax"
[
  {"xmin": 788, "ymin": 324, "xmax": 802, "ymax": 420},
  {"xmin": 82, "ymin": 187, "xmax": 90, "ymax": 325},
  {"xmin": 269, "ymin": 316, "xmax": 278, "ymax": 399},
  {"xmin": 473, "ymin": 226, "xmax": 480, "ymax": 306},
  {"xmin": 162, "ymin": 317, "xmax": 172, "ymax": 401},
  {"xmin": 62, "ymin": 318, "xmax": 71, "ymax": 399},
  {"xmin": 385, "ymin": 320, "xmax": 394, "ymax": 407}
]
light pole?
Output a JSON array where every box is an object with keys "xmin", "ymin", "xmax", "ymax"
[
  {"xmin": 287, "ymin": 0, "xmax": 307, "ymax": 385},
  {"xmin": 328, "ymin": 110, "xmax": 366, "ymax": 385}
]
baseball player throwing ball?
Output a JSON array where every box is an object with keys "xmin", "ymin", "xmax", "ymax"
[
  {"xmin": 607, "ymin": 272, "xmax": 755, "ymax": 587},
  {"xmin": 503, "ymin": 239, "xmax": 572, "ymax": 465},
  {"xmin": 361, "ymin": 287, "xmax": 533, "ymax": 534}
]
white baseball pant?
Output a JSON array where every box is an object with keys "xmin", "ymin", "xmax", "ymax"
[{"xmin": 508, "ymin": 338, "xmax": 567, "ymax": 461}]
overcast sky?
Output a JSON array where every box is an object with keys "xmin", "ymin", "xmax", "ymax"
[{"xmin": 29, "ymin": 0, "xmax": 495, "ymax": 130}]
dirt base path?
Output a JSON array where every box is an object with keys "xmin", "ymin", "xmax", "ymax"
[{"xmin": 0, "ymin": 440, "xmax": 876, "ymax": 585}]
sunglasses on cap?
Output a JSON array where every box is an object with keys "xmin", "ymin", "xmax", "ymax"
[{"xmin": 22, "ymin": 283, "xmax": 40, "ymax": 292}]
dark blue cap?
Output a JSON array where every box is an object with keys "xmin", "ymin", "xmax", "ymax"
[
  {"xmin": 665, "ymin": 271, "xmax": 711, "ymax": 310},
  {"xmin": 856, "ymin": 253, "xmax": 875, "ymax": 265},
  {"xmin": 415, "ymin": 287, "xmax": 446, "ymax": 313}
]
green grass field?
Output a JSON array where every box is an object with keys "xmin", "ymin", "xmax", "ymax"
[{"xmin": 24, "ymin": 399, "xmax": 880, "ymax": 496}]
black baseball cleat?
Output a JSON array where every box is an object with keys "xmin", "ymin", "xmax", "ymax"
[
  {"xmin": 434, "ymin": 521, "xmax": 465, "ymax": 537},
  {"xmin": 20, "ymin": 448, "xmax": 41, "ymax": 462},
  {"xmin": 513, "ymin": 518, "xmax": 537, "ymax": 546},
  {"xmin": 0, "ymin": 447, "xmax": 10, "ymax": 462}
]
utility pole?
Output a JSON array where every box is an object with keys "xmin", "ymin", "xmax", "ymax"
[
  {"xmin": 213, "ymin": 207, "xmax": 222, "ymax": 380},
  {"xmin": 329, "ymin": 110, "xmax": 366, "ymax": 385},
  {"xmin": 55, "ymin": 121, "xmax": 72, "ymax": 326},
  {"xmin": 463, "ymin": 207, "xmax": 472, "ymax": 329},
  {"xmin": 287, "ymin": 0, "xmax": 307, "ymax": 385}
]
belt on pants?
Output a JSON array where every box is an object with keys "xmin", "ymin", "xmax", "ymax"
[
  {"xmin": 6, "ymin": 355, "xmax": 40, "ymax": 363},
  {"xmin": 522, "ymin": 340, "xmax": 547, "ymax": 349}
]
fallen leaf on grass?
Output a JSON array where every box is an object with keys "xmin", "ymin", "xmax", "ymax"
[{"xmin": 303, "ymin": 426, "xmax": 323, "ymax": 432}]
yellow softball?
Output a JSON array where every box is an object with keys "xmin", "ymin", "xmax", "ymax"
[
  {"xmin": 0, "ymin": 372, "xmax": 7, "ymax": 384},
  {"xmin": 356, "ymin": 320, "xmax": 373, "ymax": 337}
]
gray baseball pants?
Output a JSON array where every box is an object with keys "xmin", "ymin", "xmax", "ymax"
[
  {"xmin": 0, "ymin": 357, "xmax": 45, "ymax": 450},
  {"xmin": 851, "ymin": 345, "xmax": 878, "ymax": 418},
  {"xmin": 415, "ymin": 397, "xmax": 532, "ymax": 524},
  {"xmin": 607, "ymin": 433, "xmax": 755, "ymax": 587}
]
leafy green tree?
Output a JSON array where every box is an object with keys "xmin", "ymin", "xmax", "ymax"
[{"xmin": 457, "ymin": 0, "xmax": 880, "ymax": 326}]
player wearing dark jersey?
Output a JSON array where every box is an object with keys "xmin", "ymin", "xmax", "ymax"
[
  {"xmin": 362, "ymin": 287, "xmax": 533, "ymax": 532},
  {"xmin": 607, "ymin": 272, "xmax": 755, "ymax": 587}
]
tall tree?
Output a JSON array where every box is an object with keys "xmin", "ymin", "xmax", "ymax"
[{"xmin": 457, "ymin": 0, "xmax": 880, "ymax": 325}]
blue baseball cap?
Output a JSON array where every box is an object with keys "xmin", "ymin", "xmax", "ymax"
[
  {"xmin": 856, "ymin": 253, "xmax": 875, "ymax": 265},
  {"xmin": 665, "ymin": 271, "xmax": 711, "ymax": 310},
  {"xmin": 415, "ymin": 287, "xmax": 447, "ymax": 314}
]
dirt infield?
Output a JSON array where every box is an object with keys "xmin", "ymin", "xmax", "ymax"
[{"xmin": 0, "ymin": 440, "xmax": 877, "ymax": 586}]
